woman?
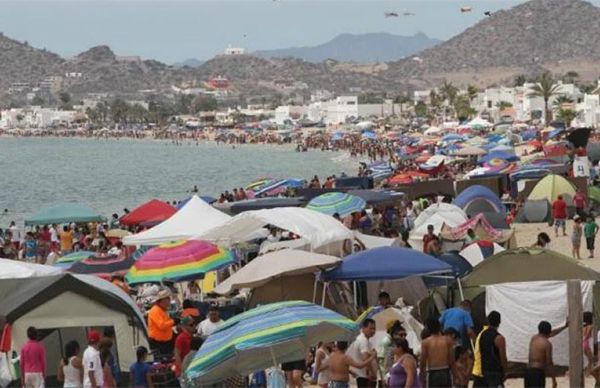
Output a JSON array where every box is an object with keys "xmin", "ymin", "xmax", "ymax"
[
  {"xmin": 57, "ymin": 340, "xmax": 83, "ymax": 388},
  {"xmin": 314, "ymin": 342, "xmax": 332, "ymax": 388},
  {"xmin": 380, "ymin": 321, "xmax": 408, "ymax": 371},
  {"xmin": 572, "ymin": 215, "xmax": 583, "ymax": 260},
  {"xmin": 388, "ymin": 338, "xmax": 420, "ymax": 388},
  {"xmin": 583, "ymin": 311, "xmax": 594, "ymax": 373},
  {"xmin": 100, "ymin": 341, "xmax": 115, "ymax": 388},
  {"xmin": 533, "ymin": 232, "xmax": 551, "ymax": 249}
]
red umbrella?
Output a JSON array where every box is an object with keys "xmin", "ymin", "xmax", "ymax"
[{"xmin": 120, "ymin": 199, "xmax": 177, "ymax": 226}]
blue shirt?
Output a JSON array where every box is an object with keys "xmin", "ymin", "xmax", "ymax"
[
  {"xmin": 129, "ymin": 362, "xmax": 151, "ymax": 388},
  {"xmin": 439, "ymin": 307, "xmax": 474, "ymax": 347}
]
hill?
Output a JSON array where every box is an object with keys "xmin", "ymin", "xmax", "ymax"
[
  {"xmin": 254, "ymin": 32, "xmax": 441, "ymax": 63},
  {"xmin": 384, "ymin": 0, "xmax": 600, "ymax": 86}
]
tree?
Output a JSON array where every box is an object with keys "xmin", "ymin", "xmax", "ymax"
[
  {"xmin": 529, "ymin": 72, "xmax": 561, "ymax": 125},
  {"xmin": 514, "ymin": 74, "xmax": 527, "ymax": 87},
  {"xmin": 440, "ymin": 81, "xmax": 458, "ymax": 105},
  {"xmin": 553, "ymin": 95, "xmax": 574, "ymax": 110},
  {"xmin": 31, "ymin": 96, "xmax": 45, "ymax": 106},
  {"xmin": 429, "ymin": 90, "xmax": 442, "ymax": 111},
  {"xmin": 467, "ymin": 85, "xmax": 480, "ymax": 101},
  {"xmin": 414, "ymin": 101, "xmax": 428, "ymax": 117},
  {"xmin": 59, "ymin": 92, "xmax": 72, "ymax": 109},
  {"xmin": 454, "ymin": 95, "xmax": 476, "ymax": 121},
  {"xmin": 557, "ymin": 108, "xmax": 578, "ymax": 127},
  {"xmin": 191, "ymin": 95, "xmax": 218, "ymax": 113},
  {"xmin": 358, "ymin": 93, "xmax": 384, "ymax": 104},
  {"xmin": 496, "ymin": 101, "xmax": 513, "ymax": 110}
]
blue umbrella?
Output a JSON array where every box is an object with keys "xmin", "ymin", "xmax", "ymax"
[
  {"xmin": 253, "ymin": 178, "xmax": 305, "ymax": 197},
  {"xmin": 361, "ymin": 131, "xmax": 377, "ymax": 140},
  {"xmin": 442, "ymin": 134, "xmax": 465, "ymax": 142},
  {"xmin": 478, "ymin": 151, "xmax": 520, "ymax": 165},
  {"xmin": 306, "ymin": 192, "xmax": 366, "ymax": 217}
]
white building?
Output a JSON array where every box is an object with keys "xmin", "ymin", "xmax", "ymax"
[
  {"xmin": 324, "ymin": 96, "xmax": 358, "ymax": 125},
  {"xmin": 274, "ymin": 105, "xmax": 306, "ymax": 125},
  {"xmin": 0, "ymin": 108, "xmax": 78, "ymax": 128},
  {"xmin": 576, "ymin": 94, "xmax": 600, "ymax": 127},
  {"xmin": 224, "ymin": 46, "xmax": 246, "ymax": 55}
]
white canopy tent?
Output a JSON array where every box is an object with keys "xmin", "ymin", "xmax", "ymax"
[
  {"xmin": 0, "ymin": 258, "xmax": 63, "ymax": 279},
  {"xmin": 123, "ymin": 195, "xmax": 231, "ymax": 246},
  {"xmin": 198, "ymin": 207, "xmax": 354, "ymax": 251}
]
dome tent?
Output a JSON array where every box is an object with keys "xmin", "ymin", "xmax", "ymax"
[
  {"xmin": 528, "ymin": 174, "xmax": 576, "ymax": 204},
  {"xmin": 453, "ymin": 185, "xmax": 506, "ymax": 216}
]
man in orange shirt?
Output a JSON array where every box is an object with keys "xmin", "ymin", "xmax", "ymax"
[
  {"xmin": 59, "ymin": 225, "xmax": 74, "ymax": 255},
  {"xmin": 147, "ymin": 290, "xmax": 175, "ymax": 356}
]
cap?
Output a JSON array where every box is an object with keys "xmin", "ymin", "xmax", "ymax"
[
  {"xmin": 153, "ymin": 289, "xmax": 171, "ymax": 303},
  {"xmin": 181, "ymin": 316, "xmax": 194, "ymax": 326},
  {"xmin": 87, "ymin": 330, "xmax": 101, "ymax": 344}
]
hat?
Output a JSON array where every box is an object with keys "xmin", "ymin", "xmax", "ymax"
[
  {"xmin": 87, "ymin": 330, "xmax": 101, "ymax": 344},
  {"xmin": 181, "ymin": 316, "xmax": 194, "ymax": 326},
  {"xmin": 153, "ymin": 289, "xmax": 171, "ymax": 303},
  {"xmin": 574, "ymin": 215, "xmax": 581, "ymax": 221}
]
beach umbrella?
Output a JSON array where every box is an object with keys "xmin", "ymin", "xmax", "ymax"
[
  {"xmin": 306, "ymin": 192, "xmax": 366, "ymax": 217},
  {"xmin": 183, "ymin": 301, "xmax": 358, "ymax": 386},
  {"xmin": 441, "ymin": 134, "xmax": 464, "ymax": 143},
  {"xmin": 120, "ymin": 199, "xmax": 177, "ymax": 226},
  {"xmin": 69, "ymin": 255, "xmax": 135, "ymax": 280},
  {"xmin": 459, "ymin": 240, "xmax": 505, "ymax": 267},
  {"xmin": 478, "ymin": 151, "xmax": 519, "ymax": 165},
  {"xmin": 253, "ymin": 178, "xmax": 305, "ymax": 198},
  {"xmin": 55, "ymin": 250, "xmax": 95, "ymax": 265},
  {"xmin": 106, "ymin": 229, "xmax": 131, "ymax": 239},
  {"xmin": 451, "ymin": 145, "xmax": 487, "ymax": 156},
  {"xmin": 245, "ymin": 177, "xmax": 274, "ymax": 191},
  {"xmin": 125, "ymin": 240, "xmax": 236, "ymax": 285}
]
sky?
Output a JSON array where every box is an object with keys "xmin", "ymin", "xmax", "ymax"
[{"xmin": 0, "ymin": 0, "xmax": 598, "ymax": 63}]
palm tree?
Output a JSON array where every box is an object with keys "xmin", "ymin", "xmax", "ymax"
[
  {"xmin": 557, "ymin": 109, "xmax": 578, "ymax": 127},
  {"xmin": 529, "ymin": 72, "xmax": 561, "ymax": 125},
  {"xmin": 514, "ymin": 74, "xmax": 527, "ymax": 87},
  {"xmin": 496, "ymin": 101, "xmax": 513, "ymax": 110},
  {"xmin": 440, "ymin": 81, "xmax": 458, "ymax": 105},
  {"xmin": 467, "ymin": 85, "xmax": 480, "ymax": 102},
  {"xmin": 552, "ymin": 95, "xmax": 574, "ymax": 110}
]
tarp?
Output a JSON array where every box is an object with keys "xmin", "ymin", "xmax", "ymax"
[
  {"xmin": 225, "ymin": 197, "xmax": 306, "ymax": 215},
  {"xmin": 123, "ymin": 196, "xmax": 231, "ymax": 246},
  {"xmin": 486, "ymin": 281, "xmax": 593, "ymax": 366},
  {"xmin": 199, "ymin": 207, "xmax": 353, "ymax": 250},
  {"xmin": 25, "ymin": 203, "xmax": 105, "ymax": 226},
  {"xmin": 462, "ymin": 248, "xmax": 600, "ymax": 287},
  {"xmin": 453, "ymin": 185, "xmax": 505, "ymax": 215},
  {"xmin": 321, "ymin": 247, "xmax": 452, "ymax": 281},
  {"xmin": 120, "ymin": 199, "xmax": 176, "ymax": 226},
  {"xmin": 214, "ymin": 249, "xmax": 341, "ymax": 295},
  {"xmin": 439, "ymin": 214, "xmax": 506, "ymax": 242},
  {"xmin": 0, "ymin": 259, "xmax": 63, "ymax": 278},
  {"xmin": 528, "ymin": 174, "xmax": 576, "ymax": 203}
]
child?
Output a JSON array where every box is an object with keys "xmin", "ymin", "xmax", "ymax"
[
  {"xmin": 452, "ymin": 346, "xmax": 472, "ymax": 388},
  {"xmin": 585, "ymin": 216, "xmax": 599, "ymax": 258},
  {"xmin": 129, "ymin": 346, "xmax": 153, "ymax": 388},
  {"xmin": 23, "ymin": 232, "xmax": 38, "ymax": 263},
  {"xmin": 572, "ymin": 215, "xmax": 583, "ymax": 260}
]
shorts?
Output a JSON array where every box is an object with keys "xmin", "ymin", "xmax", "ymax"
[
  {"xmin": 554, "ymin": 218, "xmax": 566, "ymax": 228},
  {"xmin": 524, "ymin": 368, "xmax": 545, "ymax": 388},
  {"xmin": 587, "ymin": 237, "xmax": 595, "ymax": 250},
  {"xmin": 24, "ymin": 372, "xmax": 45, "ymax": 388},
  {"xmin": 427, "ymin": 368, "xmax": 452, "ymax": 388},
  {"xmin": 281, "ymin": 359, "xmax": 305, "ymax": 372},
  {"xmin": 328, "ymin": 381, "xmax": 349, "ymax": 388}
]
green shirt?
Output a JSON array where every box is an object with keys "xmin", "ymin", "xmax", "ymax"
[{"xmin": 584, "ymin": 221, "xmax": 598, "ymax": 238}]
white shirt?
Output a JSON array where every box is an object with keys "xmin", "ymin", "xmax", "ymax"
[
  {"xmin": 9, "ymin": 225, "xmax": 20, "ymax": 242},
  {"xmin": 196, "ymin": 318, "xmax": 223, "ymax": 338},
  {"xmin": 348, "ymin": 332, "xmax": 373, "ymax": 378},
  {"xmin": 82, "ymin": 346, "xmax": 103, "ymax": 388},
  {"xmin": 50, "ymin": 228, "xmax": 59, "ymax": 243}
]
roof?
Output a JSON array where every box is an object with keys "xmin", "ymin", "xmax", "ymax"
[
  {"xmin": 321, "ymin": 246, "xmax": 452, "ymax": 281},
  {"xmin": 123, "ymin": 195, "xmax": 231, "ymax": 246},
  {"xmin": 25, "ymin": 203, "xmax": 105, "ymax": 226},
  {"xmin": 120, "ymin": 199, "xmax": 177, "ymax": 226},
  {"xmin": 462, "ymin": 248, "xmax": 600, "ymax": 287}
]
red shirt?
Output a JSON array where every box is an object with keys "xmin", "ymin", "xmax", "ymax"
[
  {"xmin": 39, "ymin": 229, "xmax": 51, "ymax": 243},
  {"xmin": 174, "ymin": 331, "xmax": 192, "ymax": 376},
  {"xmin": 422, "ymin": 234, "xmax": 435, "ymax": 253},
  {"xmin": 574, "ymin": 193, "xmax": 586, "ymax": 209},
  {"xmin": 552, "ymin": 199, "xmax": 567, "ymax": 219}
]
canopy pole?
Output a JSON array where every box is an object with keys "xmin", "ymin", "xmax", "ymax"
[
  {"xmin": 321, "ymin": 282, "xmax": 328, "ymax": 306},
  {"xmin": 269, "ymin": 346, "xmax": 278, "ymax": 368},
  {"xmin": 456, "ymin": 277, "xmax": 465, "ymax": 301},
  {"xmin": 312, "ymin": 276, "xmax": 318, "ymax": 304},
  {"xmin": 353, "ymin": 281, "xmax": 358, "ymax": 311}
]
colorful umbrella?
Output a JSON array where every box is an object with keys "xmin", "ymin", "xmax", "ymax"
[
  {"xmin": 459, "ymin": 240, "xmax": 505, "ymax": 267},
  {"xmin": 125, "ymin": 240, "xmax": 235, "ymax": 285},
  {"xmin": 306, "ymin": 192, "xmax": 366, "ymax": 217},
  {"xmin": 245, "ymin": 177, "xmax": 274, "ymax": 191},
  {"xmin": 55, "ymin": 250, "xmax": 95, "ymax": 265},
  {"xmin": 69, "ymin": 255, "xmax": 135, "ymax": 280},
  {"xmin": 183, "ymin": 301, "xmax": 358, "ymax": 386},
  {"xmin": 484, "ymin": 158, "xmax": 509, "ymax": 169}
]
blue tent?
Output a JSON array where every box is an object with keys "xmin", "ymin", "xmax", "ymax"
[
  {"xmin": 321, "ymin": 247, "xmax": 452, "ymax": 281},
  {"xmin": 453, "ymin": 185, "xmax": 506, "ymax": 214},
  {"xmin": 25, "ymin": 203, "xmax": 105, "ymax": 226}
]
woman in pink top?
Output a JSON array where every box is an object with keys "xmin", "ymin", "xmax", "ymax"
[{"xmin": 20, "ymin": 327, "xmax": 46, "ymax": 388}]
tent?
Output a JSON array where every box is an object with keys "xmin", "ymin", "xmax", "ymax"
[
  {"xmin": 321, "ymin": 247, "xmax": 452, "ymax": 282},
  {"xmin": 528, "ymin": 174, "xmax": 576, "ymax": 203},
  {"xmin": 120, "ymin": 199, "xmax": 177, "ymax": 226},
  {"xmin": 346, "ymin": 190, "xmax": 404, "ymax": 206},
  {"xmin": 413, "ymin": 203, "xmax": 467, "ymax": 231},
  {"xmin": 0, "ymin": 273, "xmax": 147, "ymax": 372},
  {"xmin": 453, "ymin": 185, "xmax": 506, "ymax": 216},
  {"xmin": 25, "ymin": 203, "xmax": 105, "ymax": 226},
  {"xmin": 123, "ymin": 196, "xmax": 231, "ymax": 246},
  {"xmin": 199, "ymin": 207, "xmax": 353, "ymax": 251},
  {"xmin": 479, "ymin": 212, "xmax": 510, "ymax": 230},
  {"xmin": 0, "ymin": 258, "xmax": 63, "ymax": 278},
  {"xmin": 459, "ymin": 240, "xmax": 505, "ymax": 267},
  {"xmin": 515, "ymin": 199, "xmax": 552, "ymax": 223},
  {"xmin": 462, "ymin": 248, "xmax": 600, "ymax": 287},
  {"xmin": 411, "ymin": 206, "xmax": 468, "ymax": 251}
]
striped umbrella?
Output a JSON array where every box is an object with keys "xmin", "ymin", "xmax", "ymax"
[
  {"xmin": 183, "ymin": 301, "xmax": 358, "ymax": 386},
  {"xmin": 125, "ymin": 240, "xmax": 235, "ymax": 285},
  {"xmin": 69, "ymin": 255, "xmax": 135, "ymax": 280},
  {"xmin": 55, "ymin": 250, "xmax": 95, "ymax": 265},
  {"xmin": 306, "ymin": 192, "xmax": 366, "ymax": 217}
]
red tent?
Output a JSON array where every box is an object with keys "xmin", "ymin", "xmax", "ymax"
[{"xmin": 120, "ymin": 199, "xmax": 177, "ymax": 226}]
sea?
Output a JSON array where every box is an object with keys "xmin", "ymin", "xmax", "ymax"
[{"xmin": 0, "ymin": 137, "xmax": 351, "ymax": 226}]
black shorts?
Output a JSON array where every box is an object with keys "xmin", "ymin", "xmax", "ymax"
[
  {"xmin": 587, "ymin": 237, "xmax": 595, "ymax": 250},
  {"xmin": 524, "ymin": 368, "xmax": 545, "ymax": 388},
  {"xmin": 281, "ymin": 359, "xmax": 306, "ymax": 372},
  {"xmin": 427, "ymin": 368, "xmax": 452, "ymax": 388}
]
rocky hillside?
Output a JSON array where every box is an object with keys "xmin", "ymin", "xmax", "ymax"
[{"xmin": 384, "ymin": 0, "xmax": 600, "ymax": 85}]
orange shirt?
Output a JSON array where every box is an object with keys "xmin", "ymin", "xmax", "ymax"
[
  {"xmin": 59, "ymin": 230, "xmax": 74, "ymax": 251},
  {"xmin": 147, "ymin": 305, "xmax": 174, "ymax": 342}
]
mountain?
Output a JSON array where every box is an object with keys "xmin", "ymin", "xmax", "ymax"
[
  {"xmin": 254, "ymin": 32, "xmax": 441, "ymax": 63},
  {"xmin": 173, "ymin": 58, "xmax": 204, "ymax": 68},
  {"xmin": 384, "ymin": 0, "xmax": 600, "ymax": 86}
]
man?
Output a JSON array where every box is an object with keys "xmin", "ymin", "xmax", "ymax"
[
  {"xmin": 9, "ymin": 221, "xmax": 21, "ymax": 251},
  {"xmin": 20, "ymin": 326, "xmax": 46, "ymax": 388},
  {"xmin": 148, "ymin": 290, "xmax": 176, "ymax": 356},
  {"xmin": 524, "ymin": 321, "xmax": 556, "ymax": 388},
  {"xmin": 477, "ymin": 311, "xmax": 508, "ymax": 387},
  {"xmin": 174, "ymin": 316, "xmax": 195, "ymax": 377},
  {"xmin": 59, "ymin": 225, "xmax": 74, "ymax": 255},
  {"xmin": 551, "ymin": 195, "xmax": 567, "ymax": 237},
  {"xmin": 348, "ymin": 318, "xmax": 378, "ymax": 387},
  {"xmin": 439, "ymin": 300, "xmax": 476, "ymax": 350},
  {"xmin": 197, "ymin": 306, "xmax": 223, "ymax": 339},
  {"xmin": 49, "ymin": 224, "xmax": 59, "ymax": 253},
  {"xmin": 573, "ymin": 190, "xmax": 587, "ymax": 217},
  {"xmin": 584, "ymin": 216, "xmax": 599, "ymax": 258},
  {"xmin": 83, "ymin": 330, "xmax": 103, "ymax": 388},
  {"xmin": 420, "ymin": 317, "xmax": 454, "ymax": 388},
  {"xmin": 328, "ymin": 341, "xmax": 377, "ymax": 388}
]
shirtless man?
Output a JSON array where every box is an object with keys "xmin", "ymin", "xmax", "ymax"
[
  {"xmin": 328, "ymin": 341, "xmax": 377, "ymax": 388},
  {"xmin": 524, "ymin": 321, "xmax": 567, "ymax": 388},
  {"xmin": 420, "ymin": 317, "xmax": 454, "ymax": 387}
]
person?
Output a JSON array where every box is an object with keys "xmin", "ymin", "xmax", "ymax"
[
  {"xmin": 380, "ymin": 322, "xmax": 408, "ymax": 372},
  {"xmin": 574, "ymin": 189, "xmax": 587, "ymax": 217},
  {"xmin": 101, "ymin": 328, "xmax": 119, "ymax": 387},
  {"xmin": 452, "ymin": 347, "xmax": 471, "ymax": 388},
  {"xmin": 183, "ymin": 281, "xmax": 202, "ymax": 300},
  {"xmin": 196, "ymin": 305, "xmax": 223, "ymax": 339},
  {"xmin": 388, "ymin": 338, "xmax": 420, "ymax": 388},
  {"xmin": 174, "ymin": 316, "xmax": 195, "ymax": 378},
  {"xmin": 83, "ymin": 330, "xmax": 103, "ymax": 388},
  {"xmin": 328, "ymin": 341, "xmax": 377, "ymax": 388},
  {"xmin": 107, "ymin": 241, "xmax": 123, "ymax": 257},
  {"xmin": 109, "ymin": 214, "xmax": 119, "ymax": 229},
  {"xmin": 9, "ymin": 220, "xmax": 21, "ymax": 251},
  {"xmin": 572, "ymin": 215, "xmax": 583, "ymax": 259},
  {"xmin": 419, "ymin": 317, "xmax": 454, "ymax": 388},
  {"xmin": 181, "ymin": 299, "xmax": 201, "ymax": 322},
  {"xmin": 583, "ymin": 311, "xmax": 594, "ymax": 373},
  {"xmin": 348, "ymin": 318, "xmax": 378, "ymax": 387},
  {"xmin": 58, "ymin": 340, "xmax": 83, "ymax": 388},
  {"xmin": 129, "ymin": 346, "xmax": 153, "ymax": 388},
  {"xmin": 110, "ymin": 275, "xmax": 129, "ymax": 295},
  {"xmin": 99, "ymin": 341, "xmax": 115, "ymax": 388},
  {"xmin": 524, "ymin": 321, "xmax": 565, "ymax": 388},
  {"xmin": 465, "ymin": 229, "xmax": 478, "ymax": 245},
  {"xmin": 20, "ymin": 326, "xmax": 46, "ymax": 388},
  {"xmin": 551, "ymin": 195, "xmax": 567, "ymax": 237},
  {"xmin": 585, "ymin": 216, "xmax": 599, "ymax": 258},
  {"xmin": 315, "ymin": 342, "xmax": 332, "ymax": 388},
  {"xmin": 23, "ymin": 231, "xmax": 39, "ymax": 263},
  {"xmin": 422, "ymin": 225, "xmax": 437, "ymax": 254},
  {"xmin": 478, "ymin": 311, "xmax": 507, "ymax": 387},
  {"xmin": 439, "ymin": 300, "xmax": 475, "ymax": 350},
  {"xmin": 147, "ymin": 290, "xmax": 176, "ymax": 356},
  {"xmin": 533, "ymin": 232, "xmax": 551, "ymax": 249},
  {"xmin": 375, "ymin": 291, "xmax": 393, "ymax": 312},
  {"xmin": 59, "ymin": 225, "xmax": 75, "ymax": 255}
]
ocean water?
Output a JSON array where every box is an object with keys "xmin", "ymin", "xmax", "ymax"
[{"xmin": 0, "ymin": 137, "xmax": 347, "ymax": 226}]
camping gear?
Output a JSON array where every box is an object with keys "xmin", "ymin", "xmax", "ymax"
[{"xmin": 24, "ymin": 203, "xmax": 105, "ymax": 226}]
